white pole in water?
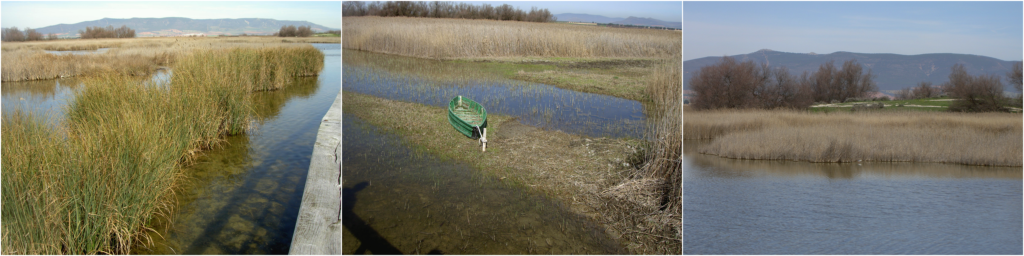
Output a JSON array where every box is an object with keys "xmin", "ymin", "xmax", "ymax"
[{"xmin": 480, "ymin": 128, "xmax": 487, "ymax": 152}]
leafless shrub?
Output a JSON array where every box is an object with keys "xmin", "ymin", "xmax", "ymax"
[
  {"xmin": 912, "ymin": 81, "xmax": 936, "ymax": 99},
  {"xmin": 79, "ymin": 25, "xmax": 135, "ymax": 39},
  {"xmin": 806, "ymin": 59, "xmax": 877, "ymax": 103},
  {"xmin": 345, "ymin": 1, "xmax": 555, "ymax": 22},
  {"xmin": 1008, "ymin": 61, "xmax": 1022, "ymax": 93},
  {"xmin": 895, "ymin": 87, "xmax": 913, "ymax": 100},
  {"xmin": 947, "ymin": 64, "xmax": 1007, "ymax": 112},
  {"xmin": 2, "ymin": 26, "xmax": 25, "ymax": 41}
]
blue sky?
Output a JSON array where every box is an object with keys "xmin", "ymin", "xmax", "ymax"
[
  {"xmin": 1, "ymin": 1, "xmax": 341, "ymax": 30},
  {"xmin": 685, "ymin": 1, "xmax": 1023, "ymax": 61},
  {"xmin": 459, "ymin": 1, "xmax": 682, "ymax": 22}
]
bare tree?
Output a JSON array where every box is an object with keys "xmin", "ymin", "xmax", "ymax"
[
  {"xmin": 2, "ymin": 27, "xmax": 25, "ymax": 41},
  {"xmin": 912, "ymin": 81, "xmax": 935, "ymax": 99},
  {"xmin": 895, "ymin": 87, "xmax": 913, "ymax": 100},
  {"xmin": 24, "ymin": 27, "xmax": 43, "ymax": 41},
  {"xmin": 806, "ymin": 59, "xmax": 876, "ymax": 103},
  {"xmin": 947, "ymin": 64, "xmax": 1006, "ymax": 112},
  {"xmin": 1008, "ymin": 61, "xmax": 1022, "ymax": 93}
]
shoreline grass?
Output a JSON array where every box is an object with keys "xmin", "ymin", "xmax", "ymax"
[
  {"xmin": 343, "ymin": 16, "xmax": 680, "ymax": 60},
  {"xmin": 1, "ymin": 46, "xmax": 324, "ymax": 254},
  {"xmin": 343, "ymin": 91, "xmax": 679, "ymax": 254},
  {"xmin": 684, "ymin": 110, "xmax": 1023, "ymax": 166},
  {"xmin": 1, "ymin": 37, "xmax": 337, "ymax": 82},
  {"xmin": 344, "ymin": 48, "xmax": 663, "ymax": 102}
]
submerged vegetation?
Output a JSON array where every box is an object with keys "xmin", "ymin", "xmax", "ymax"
[
  {"xmin": 342, "ymin": 16, "xmax": 682, "ymax": 253},
  {"xmin": 684, "ymin": 110, "xmax": 1022, "ymax": 166},
  {"xmin": 1, "ymin": 46, "xmax": 324, "ymax": 254}
]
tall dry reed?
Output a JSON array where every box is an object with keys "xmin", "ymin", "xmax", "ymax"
[
  {"xmin": 343, "ymin": 16, "xmax": 680, "ymax": 59},
  {"xmin": 1, "ymin": 37, "xmax": 335, "ymax": 82},
  {"xmin": 1, "ymin": 45, "xmax": 323, "ymax": 254},
  {"xmin": 685, "ymin": 110, "xmax": 1023, "ymax": 166}
]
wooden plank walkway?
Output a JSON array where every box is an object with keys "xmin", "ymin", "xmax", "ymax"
[{"xmin": 289, "ymin": 90, "xmax": 341, "ymax": 255}]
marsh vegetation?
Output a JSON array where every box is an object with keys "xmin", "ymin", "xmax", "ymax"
[
  {"xmin": 1, "ymin": 45, "xmax": 325, "ymax": 254},
  {"xmin": 1, "ymin": 36, "xmax": 338, "ymax": 82},
  {"xmin": 342, "ymin": 16, "xmax": 681, "ymax": 254}
]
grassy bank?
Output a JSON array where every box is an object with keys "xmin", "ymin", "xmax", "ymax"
[
  {"xmin": 343, "ymin": 91, "xmax": 679, "ymax": 254},
  {"xmin": 1, "ymin": 46, "xmax": 323, "ymax": 254},
  {"xmin": 1, "ymin": 36, "xmax": 337, "ymax": 82},
  {"xmin": 343, "ymin": 16, "xmax": 680, "ymax": 60},
  {"xmin": 684, "ymin": 110, "xmax": 1022, "ymax": 166},
  {"xmin": 344, "ymin": 48, "xmax": 662, "ymax": 102}
]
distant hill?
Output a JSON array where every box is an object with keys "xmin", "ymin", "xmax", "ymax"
[
  {"xmin": 555, "ymin": 13, "xmax": 623, "ymax": 23},
  {"xmin": 34, "ymin": 17, "xmax": 338, "ymax": 37},
  {"xmin": 554, "ymin": 13, "xmax": 681, "ymax": 29},
  {"xmin": 612, "ymin": 17, "xmax": 681, "ymax": 29},
  {"xmin": 684, "ymin": 49, "xmax": 1020, "ymax": 92}
]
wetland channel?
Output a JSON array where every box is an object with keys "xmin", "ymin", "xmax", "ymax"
[
  {"xmin": 2, "ymin": 43, "xmax": 341, "ymax": 254},
  {"xmin": 683, "ymin": 140, "xmax": 1023, "ymax": 254},
  {"xmin": 340, "ymin": 50, "xmax": 651, "ymax": 253}
]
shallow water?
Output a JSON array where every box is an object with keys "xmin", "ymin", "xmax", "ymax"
[
  {"xmin": 1, "ymin": 43, "xmax": 342, "ymax": 254},
  {"xmin": 683, "ymin": 140, "xmax": 1023, "ymax": 254},
  {"xmin": 342, "ymin": 49, "xmax": 647, "ymax": 139},
  {"xmin": 342, "ymin": 113, "xmax": 623, "ymax": 254},
  {"xmin": 44, "ymin": 47, "xmax": 110, "ymax": 55},
  {"xmin": 130, "ymin": 43, "xmax": 341, "ymax": 254}
]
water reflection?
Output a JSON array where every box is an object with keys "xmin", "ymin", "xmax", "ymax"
[
  {"xmin": 342, "ymin": 49, "xmax": 646, "ymax": 139},
  {"xmin": 683, "ymin": 139, "xmax": 1023, "ymax": 254},
  {"xmin": 134, "ymin": 43, "xmax": 340, "ymax": 254},
  {"xmin": 685, "ymin": 140, "xmax": 1022, "ymax": 180},
  {"xmin": 2, "ymin": 77, "xmax": 82, "ymax": 119},
  {"xmin": 343, "ymin": 114, "xmax": 623, "ymax": 254},
  {"xmin": 44, "ymin": 48, "xmax": 110, "ymax": 55}
]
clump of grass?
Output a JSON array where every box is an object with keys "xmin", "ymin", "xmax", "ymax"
[
  {"xmin": 343, "ymin": 16, "xmax": 680, "ymax": 59},
  {"xmin": 174, "ymin": 45, "xmax": 323, "ymax": 91},
  {"xmin": 2, "ymin": 37, "xmax": 334, "ymax": 82},
  {"xmin": 0, "ymin": 49, "xmax": 154, "ymax": 81},
  {"xmin": 1, "ymin": 45, "xmax": 323, "ymax": 254},
  {"xmin": 685, "ymin": 110, "xmax": 1023, "ymax": 166}
]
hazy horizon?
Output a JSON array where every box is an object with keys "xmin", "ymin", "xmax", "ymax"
[
  {"xmin": 457, "ymin": 1, "xmax": 681, "ymax": 22},
  {"xmin": 1, "ymin": 1, "xmax": 341, "ymax": 30},
  {"xmin": 685, "ymin": 1, "xmax": 1023, "ymax": 62}
]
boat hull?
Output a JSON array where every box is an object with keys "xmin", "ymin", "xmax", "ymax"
[{"xmin": 448, "ymin": 96, "xmax": 487, "ymax": 138}]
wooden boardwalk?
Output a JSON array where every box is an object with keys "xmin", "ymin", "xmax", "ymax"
[{"xmin": 289, "ymin": 90, "xmax": 341, "ymax": 255}]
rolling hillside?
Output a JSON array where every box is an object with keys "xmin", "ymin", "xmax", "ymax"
[
  {"xmin": 684, "ymin": 49, "xmax": 1021, "ymax": 91},
  {"xmin": 34, "ymin": 17, "xmax": 337, "ymax": 37},
  {"xmin": 554, "ymin": 13, "xmax": 681, "ymax": 29}
]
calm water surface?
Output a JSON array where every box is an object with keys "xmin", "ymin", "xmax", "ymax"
[
  {"xmin": 683, "ymin": 140, "xmax": 1023, "ymax": 254},
  {"xmin": 342, "ymin": 49, "xmax": 646, "ymax": 139}
]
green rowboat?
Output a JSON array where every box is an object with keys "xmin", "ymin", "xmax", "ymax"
[{"xmin": 448, "ymin": 95, "xmax": 488, "ymax": 139}]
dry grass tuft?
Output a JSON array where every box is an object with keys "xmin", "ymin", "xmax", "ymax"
[
  {"xmin": 1, "ymin": 37, "xmax": 336, "ymax": 82},
  {"xmin": 685, "ymin": 110, "xmax": 1023, "ymax": 166},
  {"xmin": 343, "ymin": 16, "xmax": 680, "ymax": 59}
]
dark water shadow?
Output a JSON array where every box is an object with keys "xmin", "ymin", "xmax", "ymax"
[{"xmin": 343, "ymin": 181, "xmax": 403, "ymax": 255}]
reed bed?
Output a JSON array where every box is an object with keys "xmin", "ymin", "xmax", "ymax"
[
  {"xmin": 1, "ymin": 37, "xmax": 336, "ymax": 82},
  {"xmin": 1, "ymin": 46, "xmax": 323, "ymax": 254},
  {"xmin": 684, "ymin": 110, "xmax": 1023, "ymax": 166},
  {"xmin": 343, "ymin": 16, "xmax": 680, "ymax": 59},
  {"xmin": 636, "ymin": 58, "xmax": 681, "ymax": 209}
]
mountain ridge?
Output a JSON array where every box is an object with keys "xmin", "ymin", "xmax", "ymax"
[
  {"xmin": 33, "ymin": 17, "xmax": 338, "ymax": 37},
  {"xmin": 684, "ymin": 49, "xmax": 1020, "ymax": 92},
  {"xmin": 554, "ymin": 13, "xmax": 681, "ymax": 29}
]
